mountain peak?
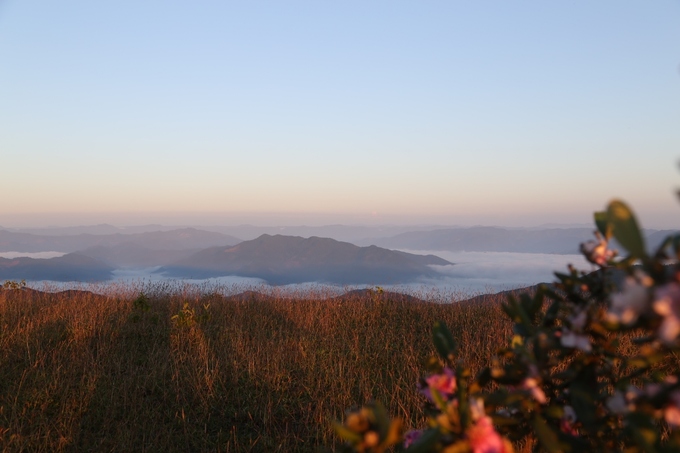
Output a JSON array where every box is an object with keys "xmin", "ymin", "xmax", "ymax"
[{"xmin": 160, "ymin": 234, "xmax": 451, "ymax": 285}]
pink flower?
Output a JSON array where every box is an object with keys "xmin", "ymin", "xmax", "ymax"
[
  {"xmin": 403, "ymin": 429, "xmax": 423, "ymax": 448},
  {"xmin": 467, "ymin": 416, "xmax": 512, "ymax": 453},
  {"xmin": 520, "ymin": 377, "xmax": 547, "ymax": 404},
  {"xmin": 419, "ymin": 367, "xmax": 457, "ymax": 402},
  {"xmin": 653, "ymin": 283, "xmax": 680, "ymax": 344},
  {"xmin": 580, "ymin": 233, "xmax": 616, "ymax": 266},
  {"xmin": 664, "ymin": 391, "xmax": 680, "ymax": 428}
]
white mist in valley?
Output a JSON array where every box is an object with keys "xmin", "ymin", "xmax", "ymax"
[
  {"xmin": 0, "ymin": 252, "xmax": 68, "ymax": 259},
  {"xmin": 20, "ymin": 251, "xmax": 594, "ymax": 299},
  {"xmin": 403, "ymin": 250, "xmax": 593, "ymax": 294}
]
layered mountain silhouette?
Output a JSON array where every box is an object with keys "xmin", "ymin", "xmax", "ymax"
[
  {"xmin": 0, "ymin": 253, "xmax": 114, "ymax": 282},
  {"xmin": 158, "ymin": 234, "xmax": 452, "ymax": 285},
  {"xmin": 0, "ymin": 228, "xmax": 240, "ymax": 253},
  {"xmin": 360, "ymin": 227, "xmax": 676, "ymax": 254},
  {"xmin": 78, "ymin": 244, "xmax": 203, "ymax": 268}
]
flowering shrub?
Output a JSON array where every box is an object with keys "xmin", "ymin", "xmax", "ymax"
[{"xmin": 334, "ymin": 199, "xmax": 680, "ymax": 452}]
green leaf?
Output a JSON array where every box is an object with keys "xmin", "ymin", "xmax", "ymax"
[
  {"xmin": 457, "ymin": 378, "xmax": 470, "ymax": 430},
  {"xmin": 432, "ymin": 321, "xmax": 457, "ymax": 361},
  {"xmin": 503, "ymin": 295, "xmax": 534, "ymax": 335},
  {"xmin": 372, "ymin": 402, "xmax": 390, "ymax": 440},
  {"xmin": 607, "ymin": 200, "xmax": 646, "ymax": 259},
  {"xmin": 673, "ymin": 234, "xmax": 680, "ymax": 260},
  {"xmin": 594, "ymin": 211, "xmax": 610, "ymax": 239},
  {"xmin": 569, "ymin": 366, "xmax": 598, "ymax": 432},
  {"xmin": 626, "ymin": 413, "xmax": 659, "ymax": 453},
  {"xmin": 333, "ymin": 422, "xmax": 362, "ymax": 443},
  {"xmin": 533, "ymin": 414, "xmax": 565, "ymax": 453},
  {"xmin": 476, "ymin": 367, "xmax": 492, "ymax": 388},
  {"xmin": 626, "ymin": 352, "xmax": 665, "ymax": 370},
  {"xmin": 545, "ymin": 299, "xmax": 561, "ymax": 323},
  {"xmin": 430, "ymin": 387, "xmax": 448, "ymax": 412},
  {"xmin": 544, "ymin": 405, "xmax": 565, "ymax": 419},
  {"xmin": 521, "ymin": 292, "xmax": 544, "ymax": 322},
  {"xmin": 404, "ymin": 428, "xmax": 441, "ymax": 453}
]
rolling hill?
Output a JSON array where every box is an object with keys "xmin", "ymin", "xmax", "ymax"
[
  {"xmin": 158, "ymin": 234, "xmax": 452, "ymax": 285},
  {"xmin": 0, "ymin": 253, "xmax": 114, "ymax": 282}
]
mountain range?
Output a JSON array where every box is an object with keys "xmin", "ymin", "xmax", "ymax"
[
  {"xmin": 1, "ymin": 223, "xmax": 676, "ymax": 285},
  {"xmin": 158, "ymin": 234, "xmax": 451, "ymax": 285},
  {"xmin": 3, "ymin": 224, "xmax": 674, "ymax": 256},
  {"xmin": 0, "ymin": 228, "xmax": 240, "ymax": 253},
  {"xmin": 358, "ymin": 227, "xmax": 675, "ymax": 254},
  {"xmin": 0, "ymin": 253, "xmax": 114, "ymax": 282}
]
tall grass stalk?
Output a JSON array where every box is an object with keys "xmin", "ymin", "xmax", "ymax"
[{"xmin": 0, "ymin": 283, "xmax": 511, "ymax": 452}]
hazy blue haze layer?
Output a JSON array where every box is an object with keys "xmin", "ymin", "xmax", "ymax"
[{"xmin": 19, "ymin": 251, "xmax": 590, "ymax": 296}]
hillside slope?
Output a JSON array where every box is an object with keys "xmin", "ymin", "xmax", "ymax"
[
  {"xmin": 159, "ymin": 234, "xmax": 452, "ymax": 285},
  {"xmin": 0, "ymin": 253, "xmax": 114, "ymax": 281}
]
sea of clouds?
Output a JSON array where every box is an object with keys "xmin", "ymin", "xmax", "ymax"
[{"xmin": 12, "ymin": 250, "xmax": 593, "ymax": 301}]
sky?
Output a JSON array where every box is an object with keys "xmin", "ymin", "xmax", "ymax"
[{"xmin": 1, "ymin": 1, "xmax": 679, "ymax": 228}]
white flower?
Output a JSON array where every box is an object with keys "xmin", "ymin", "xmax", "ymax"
[
  {"xmin": 653, "ymin": 283, "xmax": 680, "ymax": 345},
  {"xmin": 560, "ymin": 405, "xmax": 578, "ymax": 435},
  {"xmin": 560, "ymin": 309, "xmax": 591, "ymax": 352},
  {"xmin": 606, "ymin": 391, "xmax": 628, "ymax": 415},
  {"xmin": 560, "ymin": 331, "xmax": 592, "ymax": 352},
  {"xmin": 570, "ymin": 309, "xmax": 588, "ymax": 330},
  {"xmin": 607, "ymin": 271, "xmax": 652, "ymax": 326},
  {"xmin": 606, "ymin": 387, "xmax": 641, "ymax": 415},
  {"xmin": 563, "ymin": 405, "xmax": 576, "ymax": 423}
]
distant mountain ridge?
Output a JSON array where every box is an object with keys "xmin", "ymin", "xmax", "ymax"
[
  {"xmin": 4, "ymin": 224, "xmax": 190, "ymax": 236},
  {"xmin": 0, "ymin": 253, "xmax": 114, "ymax": 282},
  {"xmin": 3, "ymin": 223, "xmax": 674, "ymax": 286},
  {"xmin": 0, "ymin": 228, "xmax": 241, "ymax": 253},
  {"xmin": 159, "ymin": 234, "xmax": 452, "ymax": 285},
  {"xmin": 78, "ymin": 244, "xmax": 202, "ymax": 268},
  {"xmin": 359, "ymin": 227, "xmax": 676, "ymax": 254}
]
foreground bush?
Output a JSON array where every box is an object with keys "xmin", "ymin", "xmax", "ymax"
[{"xmin": 334, "ymin": 200, "xmax": 680, "ymax": 453}]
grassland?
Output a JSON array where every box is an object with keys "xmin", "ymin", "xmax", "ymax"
[{"xmin": 0, "ymin": 282, "xmax": 514, "ymax": 452}]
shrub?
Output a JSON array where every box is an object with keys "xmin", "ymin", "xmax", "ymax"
[{"xmin": 335, "ymin": 199, "xmax": 680, "ymax": 453}]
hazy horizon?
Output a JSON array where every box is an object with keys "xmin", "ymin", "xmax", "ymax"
[
  {"xmin": 0, "ymin": 210, "xmax": 600, "ymax": 230},
  {"xmin": 2, "ymin": 2, "xmax": 679, "ymax": 230},
  {"xmin": 10, "ymin": 250, "xmax": 592, "ymax": 295}
]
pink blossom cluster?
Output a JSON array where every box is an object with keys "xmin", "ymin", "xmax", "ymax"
[
  {"xmin": 604, "ymin": 271, "xmax": 680, "ymax": 345},
  {"xmin": 607, "ymin": 376, "xmax": 680, "ymax": 429},
  {"xmin": 418, "ymin": 367, "xmax": 457, "ymax": 402},
  {"xmin": 653, "ymin": 282, "xmax": 680, "ymax": 345},
  {"xmin": 606, "ymin": 271, "xmax": 653, "ymax": 326},
  {"xmin": 580, "ymin": 232, "xmax": 616, "ymax": 266},
  {"xmin": 411, "ymin": 374, "xmax": 514, "ymax": 452},
  {"xmin": 467, "ymin": 398, "xmax": 513, "ymax": 453}
]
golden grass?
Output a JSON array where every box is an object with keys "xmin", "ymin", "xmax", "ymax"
[{"xmin": 0, "ymin": 283, "xmax": 513, "ymax": 452}]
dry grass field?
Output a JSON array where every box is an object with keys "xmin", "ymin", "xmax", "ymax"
[{"xmin": 0, "ymin": 282, "xmax": 515, "ymax": 452}]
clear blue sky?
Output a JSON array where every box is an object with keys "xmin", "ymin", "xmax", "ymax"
[{"xmin": 1, "ymin": 1, "xmax": 679, "ymax": 228}]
